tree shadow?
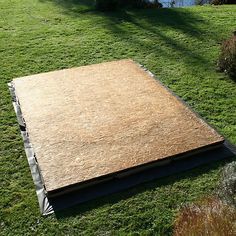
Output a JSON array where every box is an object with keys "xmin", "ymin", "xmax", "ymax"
[
  {"xmin": 98, "ymin": 8, "xmax": 217, "ymax": 74},
  {"xmin": 101, "ymin": 8, "xmax": 205, "ymax": 40},
  {"xmin": 39, "ymin": 0, "xmax": 206, "ymax": 40},
  {"xmin": 38, "ymin": 1, "xmax": 218, "ymax": 77},
  {"xmin": 39, "ymin": 0, "xmax": 96, "ymax": 13}
]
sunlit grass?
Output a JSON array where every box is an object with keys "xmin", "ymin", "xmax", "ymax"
[{"xmin": 0, "ymin": 1, "xmax": 235, "ymax": 235}]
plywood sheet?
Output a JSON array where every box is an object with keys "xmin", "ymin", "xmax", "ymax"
[{"xmin": 12, "ymin": 59, "xmax": 224, "ymax": 193}]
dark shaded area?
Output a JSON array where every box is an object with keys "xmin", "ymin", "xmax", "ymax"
[
  {"xmin": 39, "ymin": 0, "xmax": 96, "ymax": 13},
  {"xmin": 211, "ymin": 0, "xmax": 236, "ymax": 4},
  {"xmin": 95, "ymin": 0, "xmax": 163, "ymax": 11}
]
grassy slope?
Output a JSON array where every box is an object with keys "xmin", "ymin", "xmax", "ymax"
[{"xmin": 0, "ymin": 1, "xmax": 236, "ymax": 235}]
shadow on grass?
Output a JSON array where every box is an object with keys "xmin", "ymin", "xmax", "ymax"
[
  {"xmin": 99, "ymin": 8, "xmax": 218, "ymax": 75},
  {"xmin": 39, "ymin": 0, "xmax": 216, "ymax": 76},
  {"xmin": 55, "ymin": 156, "xmax": 235, "ymax": 219},
  {"xmin": 40, "ymin": 0, "xmax": 204, "ymax": 38},
  {"xmin": 39, "ymin": 0, "xmax": 96, "ymax": 13}
]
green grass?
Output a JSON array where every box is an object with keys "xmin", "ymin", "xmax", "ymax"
[{"xmin": 0, "ymin": 1, "xmax": 236, "ymax": 235}]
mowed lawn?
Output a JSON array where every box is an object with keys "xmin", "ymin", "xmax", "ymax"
[{"xmin": 0, "ymin": 0, "xmax": 236, "ymax": 235}]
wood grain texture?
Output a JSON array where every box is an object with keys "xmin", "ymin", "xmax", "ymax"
[{"xmin": 13, "ymin": 59, "xmax": 224, "ymax": 192}]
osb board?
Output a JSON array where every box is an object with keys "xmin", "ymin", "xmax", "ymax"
[{"xmin": 12, "ymin": 59, "xmax": 224, "ymax": 193}]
